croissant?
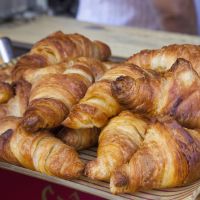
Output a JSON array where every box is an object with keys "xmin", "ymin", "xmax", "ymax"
[
  {"xmin": 127, "ymin": 44, "xmax": 200, "ymax": 74},
  {"xmin": 0, "ymin": 80, "xmax": 31, "ymax": 118},
  {"xmin": 112, "ymin": 58, "xmax": 200, "ymax": 129},
  {"xmin": 110, "ymin": 118, "xmax": 200, "ymax": 194},
  {"xmin": 64, "ymin": 63, "xmax": 157, "ymax": 129},
  {"xmin": 21, "ymin": 58, "xmax": 114, "ymax": 132},
  {"xmin": 0, "ymin": 116, "xmax": 84, "ymax": 179},
  {"xmin": 0, "ymin": 82, "xmax": 13, "ymax": 104},
  {"xmin": 57, "ymin": 127, "xmax": 99, "ymax": 150},
  {"xmin": 12, "ymin": 31, "xmax": 111, "ymax": 81},
  {"xmin": 85, "ymin": 111, "xmax": 149, "ymax": 181}
]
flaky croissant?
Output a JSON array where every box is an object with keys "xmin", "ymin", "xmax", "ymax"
[
  {"xmin": 112, "ymin": 58, "xmax": 200, "ymax": 129},
  {"xmin": 64, "ymin": 63, "xmax": 156, "ymax": 129},
  {"xmin": 85, "ymin": 111, "xmax": 149, "ymax": 181},
  {"xmin": 0, "ymin": 116, "xmax": 84, "ymax": 179},
  {"xmin": 57, "ymin": 127, "xmax": 99, "ymax": 150},
  {"xmin": 12, "ymin": 31, "xmax": 111, "ymax": 81},
  {"xmin": 110, "ymin": 118, "xmax": 200, "ymax": 194},
  {"xmin": 21, "ymin": 58, "xmax": 114, "ymax": 132},
  {"xmin": 0, "ymin": 80, "xmax": 31, "ymax": 118},
  {"xmin": 127, "ymin": 44, "xmax": 200, "ymax": 74}
]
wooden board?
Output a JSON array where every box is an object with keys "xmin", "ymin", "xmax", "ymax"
[
  {"xmin": 1, "ymin": 147, "xmax": 200, "ymax": 200},
  {"xmin": 0, "ymin": 58, "xmax": 200, "ymax": 200},
  {"xmin": 0, "ymin": 16, "xmax": 200, "ymax": 58}
]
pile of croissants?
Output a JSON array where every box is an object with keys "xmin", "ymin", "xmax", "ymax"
[{"xmin": 0, "ymin": 31, "xmax": 200, "ymax": 195}]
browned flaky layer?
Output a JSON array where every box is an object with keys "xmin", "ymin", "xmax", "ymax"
[
  {"xmin": 12, "ymin": 31, "xmax": 111, "ymax": 82},
  {"xmin": 57, "ymin": 127, "xmax": 99, "ymax": 150},
  {"xmin": 0, "ymin": 82, "xmax": 13, "ymax": 104},
  {"xmin": 0, "ymin": 116, "xmax": 84, "ymax": 179},
  {"xmin": 85, "ymin": 111, "xmax": 149, "ymax": 181},
  {"xmin": 127, "ymin": 44, "xmax": 200, "ymax": 74},
  {"xmin": 110, "ymin": 118, "xmax": 200, "ymax": 194},
  {"xmin": 112, "ymin": 58, "xmax": 200, "ymax": 129}
]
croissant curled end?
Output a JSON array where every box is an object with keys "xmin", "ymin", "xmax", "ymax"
[
  {"xmin": 110, "ymin": 168, "xmax": 130, "ymax": 194},
  {"xmin": 21, "ymin": 114, "xmax": 43, "ymax": 132},
  {"xmin": 84, "ymin": 159, "xmax": 107, "ymax": 180},
  {"xmin": 111, "ymin": 76, "xmax": 135, "ymax": 103},
  {"xmin": 94, "ymin": 41, "xmax": 112, "ymax": 61},
  {"xmin": 22, "ymin": 98, "xmax": 69, "ymax": 132}
]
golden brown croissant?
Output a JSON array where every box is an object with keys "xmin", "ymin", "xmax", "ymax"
[
  {"xmin": 0, "ymin": 82, "xmax": 13, "ymax": 104},
  {"xmin": 12, "ymin": 31, "xmax": 111, "ymax": 81},
  {"xmin": 21, "ymin": 58, "xmax": 113, "ymax": 132},
  {"xmin": 57, "ymin": 127, "xmax": 99, "ymax": 150},
  {"xmin": 0, "ymin": 116, "xmax": 84, "ymax": 179},
  {"xmin": 127, "ymin": 44, "xmax": 200, "ymax": 74},
  {"xmin": 0, "ymin": 80, "xmax": 31, "ymax": 118},
  {"xmin": 110, "ymin": 118, "xmax": 200, "ymax": 194},
  {"xmin": 112, "ymin": 58, "xmax": 200, "ymax": 129},
  {"xmin": 85, "ymin": 111, "xmax": 149, "ymax": 181},
  {"xmin": 64, "ymin": 63, "xmax": 156, "ymax": 129}
]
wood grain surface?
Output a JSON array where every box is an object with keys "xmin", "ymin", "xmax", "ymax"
[
  {"xmin": 0, "ymin": 146, "xmax": 200, "ymax": 200},
  {"xmin": 0, "ymin": 16, "xmax": 200, "ymax": 58}
]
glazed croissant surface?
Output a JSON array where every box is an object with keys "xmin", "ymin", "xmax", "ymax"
[
  {"xmin": 0, "ymin": 116, "xmax": 84, "ymax": 179},
  {"xmin": 110, "ymin": 118, "xmax": 200, "ymax": 194},
  {"xmin": 57, "ymin": 127, "xmax": 99, "ymax": 150},
  {"xmin": 112, "ymin": 58, "xmax": 200, "ymax": 129},
  {"xmin": 21, "ymin": 58, "xmax": 114, "ymax": 132},
  {"xmin": 85, "ymin": 111, "xmax": 149, "ymax": 181},
  {"xmin": 12, "ymin": 31, "xmax": 111, "ymax": 82},
  {"xmin": 0, "ymin": 80, "xmax": 31, "ymax": 119},
  {"xmin": 64, "ymin": 63, "xmax": 156, "ymax": 129},
  {"xmin": 127, "ymin": 44, "xmax": 200, "ymax": 74}
]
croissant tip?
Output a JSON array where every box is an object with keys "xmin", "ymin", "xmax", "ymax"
[
  {"xmin": 111, "ymin": 76, "xmax": 134, "ymax": 96},
  {"xmin": 112, "ymin": 171, "xmax": 129, "ymax": 187},
  {"xmin": 21, "ymin": 115, "xmax": 41, "ymax": 132}
]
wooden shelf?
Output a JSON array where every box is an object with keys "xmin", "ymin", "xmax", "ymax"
[{"xmin": 1, "ymin": 146, "xmax": 200, "ymax": 200}]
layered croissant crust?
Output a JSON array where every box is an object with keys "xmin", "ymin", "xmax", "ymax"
[
  {"xmin": 127, "ymin": 44, "xmax": 200, "ymax": 74},
  {"xmin": 64, "ymin": 63, "xmax": 155, "ymax": 129},
  {"xmin": 112, "ymin": 58, "xmax": 200, "ymax": 129},
  {"xmin": 110, "ymin": 118, "xmax": 200, "ymax": 194},
  {"xmin": 12, "ymin": 31, "xmax": 111, "ymax": 81},
  {"xmin": 85, "ymin": 111, "xmax": 149, "ymax": 181},
  {"xmin": 0, "ymin": 82, "xmax": 13, "ymax": 104},
  {"xmin": 57, "ymin": 127, "xmax": 99, "ymax": 150},
  {"xmin": 21, "ymin": 58, "xmax": 113, "ymax": 132},
  {"xmin": 0, "ymin": 117, "xmax": 84, "ymax": 179},
  {"xmin": 0, "ymin": 80, "xmax": 31, "ymax": 119}
]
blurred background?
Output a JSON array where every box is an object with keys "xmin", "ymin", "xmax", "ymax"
[{"xmin": 0, "ymin": 0, "xmax": 199, "ymax": 35}]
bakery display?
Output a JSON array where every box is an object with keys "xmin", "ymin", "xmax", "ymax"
[{"xmin": 0, "ymin": 31, "xmax": 199, "ymax": 197}]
